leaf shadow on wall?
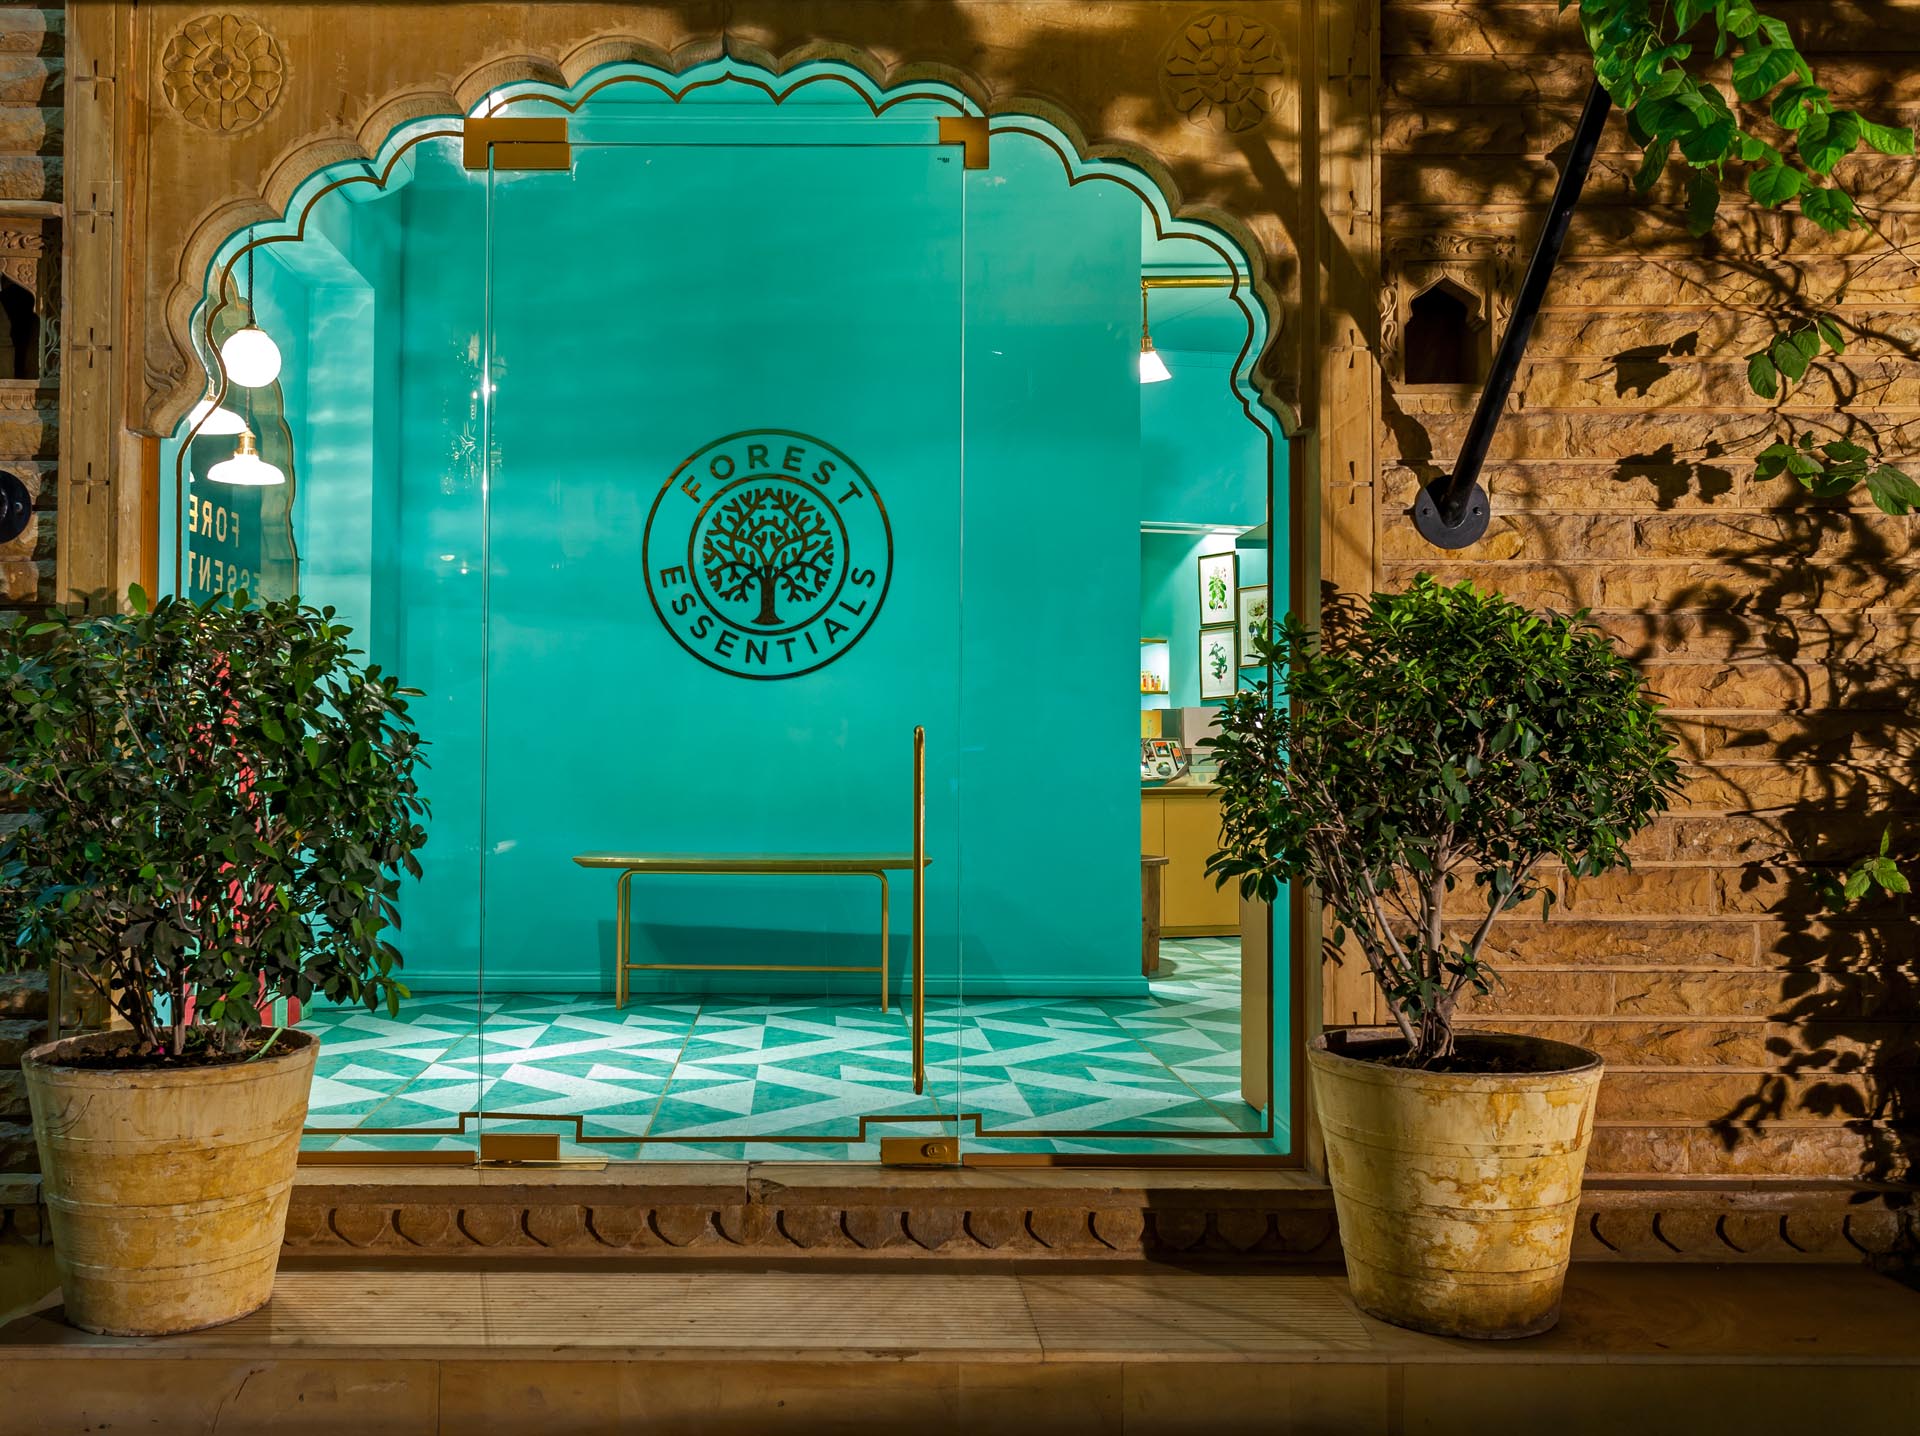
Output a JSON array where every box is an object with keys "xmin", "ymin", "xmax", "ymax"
[{"xmin": 1642, "ymin": 511, "xmax": 1920, "ymax": 1194}]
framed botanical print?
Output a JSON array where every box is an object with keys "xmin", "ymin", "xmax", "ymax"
[
  {"xmin": 1237, "ymin": 584, "xmax": 1269, "ymax": 666},
  {"xmin": 1198, "ymin": 625, "xmax": 1237, "ymax": 700},
  {"xmin": 1197, "ymin": 551, "xmax": 1237, "ymax": 626}
]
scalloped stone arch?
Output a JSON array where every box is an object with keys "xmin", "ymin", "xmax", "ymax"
[{"xmin": 147, "ymin": 35, "xmax": 1303, "ymax": 439}]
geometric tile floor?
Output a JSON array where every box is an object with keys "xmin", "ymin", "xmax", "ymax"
[{"xmin": 297, "ymin": 938, "xmax": 1287, "ymax": 1160}]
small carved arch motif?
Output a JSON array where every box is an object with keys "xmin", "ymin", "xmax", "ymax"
[
  {"xmin": 1403, "ymin": 277, "xmax": 1483, "ymax": 387},
  {"xmin": 1381, "ymin": 234, "xmax": 1517, "ymax": 400}
]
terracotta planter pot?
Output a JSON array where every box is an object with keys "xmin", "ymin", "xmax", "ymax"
[
  {"xmin": 22, "ymin": 1027, "xmax": 317, "ymax": 1336},
  {"xmin": 1308, "ymin": 1028, "xmax": 1602, "ymax": 1339}
]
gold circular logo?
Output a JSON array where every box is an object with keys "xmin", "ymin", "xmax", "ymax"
[{"xmin": 643, "ymin": 430, "xmax": 893, "ymax": 680}]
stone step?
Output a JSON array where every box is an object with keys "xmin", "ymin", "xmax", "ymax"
[
  {"xmin": 274, "ymin": 1165, "xmax": 1920, "ymax": 1266},
  {"xmin": 1, "ymin": 1265, "xmax": 1915, "ymax": 1433},
  {"xmin": 0, "ymin": 56, "xmax": 59, "ymax": 107},
  {"xmin": 0, "ymin": 1072, "xmax": 23, "ymax": 1124}
]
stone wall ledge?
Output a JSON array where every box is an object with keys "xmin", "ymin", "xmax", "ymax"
[{"xmin": 7, "ymin": 1167, "xmax": 1911, "ymax": 1265}]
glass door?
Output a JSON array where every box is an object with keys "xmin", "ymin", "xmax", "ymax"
[
  {"xmin": 951, "ymin": 127, "xmax": 1288, "ymax": 1159},
  {"xmin": 476, "ymin": 123, "xmax": 965, "ymax": 1160}
]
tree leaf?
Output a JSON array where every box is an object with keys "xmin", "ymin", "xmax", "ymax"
[
  {"xmin": 1636, "ymin": 95, "xmax": 1695, "ymax": 141},
  {"xmin": 1685, "ymin": 168, "xmax": 1721, "ymax": 236},
  {"xmin": 1770, "ymin": 82, "xmax": 1828, "ymax": 130},
  {"xmin": 1747, "ymin": 162, "xmax": 1804, "ymax": 208},
  {"xmin": 1865, "ymin": 464, "xmax": 1920, "ymax": 516},
  {"xmin": 1815, "ymin": 316, "xmax": 1847, "ymax": 353},
  {"xmin": 1799, "ymin": 185, "xmax": 1858, "ymax": 233},
  {"xmin": 1634, "ymin": 42, "xmax": 1692, "ymax": 86},
  {"xmin": 1860, "ymin": 118, "xmax": 1917, "ymax": 156},
  {"xmin": 1678, "ymin": 116, "xmax": 1735, "ymax": 164},
  {"xmin": 1770, "ymin": 334, "xmax": 1811, "ymax": 383},
  {"xmin": 1731, "ymin": 43, "xmax": 1800, "ymax": 103},
  {"xmin": 1674, "ymin": 0, "xmax": 1716, "ymax": 32},
  {"xmin": 1721, "ymin": 1, "xmax": 1763, "ymax": 40},
  {"xmin": 1746, "ymin": 351, "xmax": 1780, "ymax": 400},
  {"xmin": 1801, "ymin": 109, "xmax": 1862, "ymax": 172},
  {"xmin": 1754, "ymin": 440, "xmax": 1795, "ymax": 480},
  {"xmin": 1635, "ymin": 141, "xmax": 1669, "ymax": 193}
]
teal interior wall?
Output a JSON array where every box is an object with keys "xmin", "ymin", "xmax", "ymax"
[
  {"xmin": 1141, "ymin": 353, "xmax": 1267, "ymax": 528},
  {"xmin": 479, "ymin": 132, "xmax": 970, "ymax": 997},
  {"xmin": 956, "ymin": 130, "xmax": 1139, "ymax": 997},
  {"xmin": 160, "ymin": 87, "xmax": 1283, "ymax": 1010},
  {"xmin": 390, "ymin": 138, "xmax": 488, "ymax": 991},
  {"xmin": 286, "ymin": 187, "xmax": 405, "ymax": 651}
]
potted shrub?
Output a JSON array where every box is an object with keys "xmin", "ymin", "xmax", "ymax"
[
  {"xmin": 1208, "ymin": 576, "xmax": 1681, "ymax": 1338},
  {"xmin": 0, "ymin": 588, "xmax": 427, "ymax": 1335}
]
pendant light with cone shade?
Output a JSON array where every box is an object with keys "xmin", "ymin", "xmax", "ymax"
[
  {"xmin": 186, "ymin": 395, "xmax": 248, "ymax": 436},
  {"xmin": 1138, "ymin": 280, "xmax": 1171, "ymax": 384},
  {"xmin": 219, "ymin": 233, "xmax": 282, "ymax": 389},
  {"xmin": 206, "ymin": 226, "xmax": 287, "ymax": 486},
  {"xmin": 208, "ymin": 427, "xmax": 285, "ymax": 487},
  {"xmin": 208, "ymin": 264, "xmax": 289, "ymax": 495}
]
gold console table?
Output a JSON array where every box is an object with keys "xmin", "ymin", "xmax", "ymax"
[
  {"xmin": 572, "ymin": 851, "xmax": 928, "ymax": 1011},
  {"xmin": 575, "ymin": 727, "xmax": 934, "ymax": 1093}
]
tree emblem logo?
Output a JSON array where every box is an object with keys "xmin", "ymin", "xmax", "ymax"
[{"xmin": 643, "ymin": 430, "xmax": 892, "ymax": 680}]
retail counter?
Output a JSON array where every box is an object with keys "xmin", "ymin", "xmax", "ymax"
[{"xmin": 1139, "ymin": 781, "xmax": 1238, "ymax": 935}]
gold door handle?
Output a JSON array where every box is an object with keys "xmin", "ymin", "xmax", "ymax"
[{"xmin": 911, "ymin": 725, "xmax": 927, "ymax": 1095}]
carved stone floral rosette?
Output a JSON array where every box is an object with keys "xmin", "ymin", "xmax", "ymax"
[
  {"xmin": 161, "ymin": 13, "xmax": 286, "ymax": 133},
  {"xmin": 1160, "ymin": 11, "xmax": 1288, "ymax": 135}
]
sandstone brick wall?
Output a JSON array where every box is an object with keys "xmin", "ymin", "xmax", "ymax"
[
  {"xmin": 0, "ymin": 5, "xmax": 62, "ymax": 1175},
  {"xmin": 1374, "ymin": 0, "xmax": 1918, "ymax": 1182},
  {"xmin": 0, "ymin": 7, "xmax": 56, "ymax": 614}
]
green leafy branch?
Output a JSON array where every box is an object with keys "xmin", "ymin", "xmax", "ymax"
[
  {"xmin": 1569, "ymin": 0, "xmax": 1918, "ymax": 511},
  {"xmin": 1820, "ymin": 826, "xmax": 1911, "ymax": 908},
  {"xmin": 1743, "ymin": 316, "xmax": 1840, "ymax": 402},
  {"xmin": 1573, "ymin": 0, "xmax": 1911, "ymax": 235},
  {"xmin": 1753, "ymin": 432, "xmax": 1920, "ymax": 514}
]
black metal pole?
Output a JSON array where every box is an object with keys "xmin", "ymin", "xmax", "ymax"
[{"xmin": 1412, "ymin": 79, "xmax": 1614, "ymax": 549}]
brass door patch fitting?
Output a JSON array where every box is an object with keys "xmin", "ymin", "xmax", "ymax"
[
  {"xmin": 463, "ymin": 116, "xmax": 571, "ymax": 172},
  {"xmin": 881, "ymin": 1135, "xmax": 960, "ymax": 1165}
]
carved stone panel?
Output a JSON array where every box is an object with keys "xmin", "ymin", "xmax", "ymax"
[
  {"xmin": 1160, "ymin": 10, "xmax": 1290, "ymax": 134},
  {"xmin": 160, "ymin": 12, "xmax": 286, "ymax": 133},
  {"xmin": 1381, "ymin": 231, "xmax": 1518, "ymax": 407}
]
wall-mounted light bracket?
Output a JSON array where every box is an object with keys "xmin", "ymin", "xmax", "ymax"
[
  {"xmin": 463, "ymin": 116, "xmax": 571, "ymax": 172},
  {"xmin": 937, "ymin": 115, "xmax": 990, "ymax": 170},
  {"xmin": 1411, "ymin": 475, "xmax": 1490, "ymax": 547},
  {"xmin": 0, "ymin": 469, "xmax": 30, "ymax": 545},
  {"xmin": 1409, "ymin": 80, "xmax": 1612, "ymax": 550}
]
